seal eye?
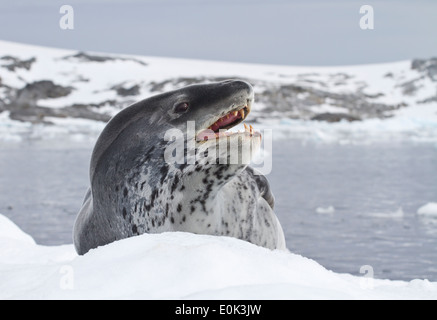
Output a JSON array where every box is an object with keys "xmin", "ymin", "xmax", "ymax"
[{"xmin": 174, "ymin": 102, "xmax": 189, "ymax": 113}]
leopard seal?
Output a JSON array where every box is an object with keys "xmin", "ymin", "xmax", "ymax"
[{"xmin": 73, "ymin": 80, "xmax": 286, "ymax": 255}]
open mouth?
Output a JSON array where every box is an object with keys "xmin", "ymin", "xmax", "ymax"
[{"xmin": 196, "ymin": 105, "xmax": 257, "ymax": 142}]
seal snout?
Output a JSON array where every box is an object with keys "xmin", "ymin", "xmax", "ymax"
[
  {"xmin": 220, "ymin": 79, "xmax": 254, "ymax": 114},
  {"xmin": 194, "ymin": 79, "xmax": 258, "ymax": 142},
  {"xmin": 221, "ymin": 79, "xmax": 254, "ymax": 100}
]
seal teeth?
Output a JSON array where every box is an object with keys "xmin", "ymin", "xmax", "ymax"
[
  {"xmin": 239, "ymin": 109, "xmax": 245, "ymax": 119},
  {"xmin": 244, "ymin": 124, "xmax": 249, "ymax": 132},
  {"xmin": 233, "ymin": 111, "xmax": 238, "ymax": 117},
  {"xmin": 250, "ymin": 125, "xmax": 254, "ymax": 135}
]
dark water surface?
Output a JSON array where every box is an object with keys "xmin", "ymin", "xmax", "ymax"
[{"xmin": 1, "ymin": 140, "xmax": 436, "ymax": 281}]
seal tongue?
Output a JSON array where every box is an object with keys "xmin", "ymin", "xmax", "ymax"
[
  {"xmin": 209, "ymin": 111, "xmax": 242, "ymax": 132},
  {"xmin": 210, "ymin": 112, "xmax": 240, "ymax": 132},
  {"xmin": 197, "ymin": 108, "xmax": 247, "ymax": 141}
]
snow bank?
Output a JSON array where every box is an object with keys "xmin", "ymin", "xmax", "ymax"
[
  {"xmin": 0, "ymin": 214, "xmax": 436, "ymax": 300},
  {"xmin": 417, "ymin": 203, "xmax": 437, "ymax": 218},
  {"xmin": 0, "ymin": 215, "xmax": 35, "ymax": 244}
]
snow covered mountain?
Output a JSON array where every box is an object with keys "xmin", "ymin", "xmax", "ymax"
[{"xmin": 0, "ymin": 40, "xmax": 437, "ymax": 143}]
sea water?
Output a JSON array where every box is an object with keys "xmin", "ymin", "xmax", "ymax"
[{"xmin": 1, "ymin": 140, "xmax": 436, "ymax": 281}]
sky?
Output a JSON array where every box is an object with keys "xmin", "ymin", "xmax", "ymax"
[{"xmin": 0, "ymin": 0, "xmax": 435, "ymax": 66}]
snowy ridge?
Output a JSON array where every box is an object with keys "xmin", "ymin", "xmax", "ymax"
[
  {"xmin": 0, "ymin": 214, "xmax": 436, "ymax": 300},
  {"xmin": 1, "ymin": 40, "xmax": 437, "ymax": 143}
]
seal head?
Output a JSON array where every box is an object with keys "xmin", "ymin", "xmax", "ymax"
[{"xmin": 74, "ymin": 80, "xmax": 285, "ymax": 255}]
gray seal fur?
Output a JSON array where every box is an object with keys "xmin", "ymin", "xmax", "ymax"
[{"xmin": 74, "ymin": 80, "xmax": 286, "ymax": 255}]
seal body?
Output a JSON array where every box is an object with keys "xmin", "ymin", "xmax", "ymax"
[{"xmin": 74, "ymin": 80, "xmax": 286, "ymax": 255}]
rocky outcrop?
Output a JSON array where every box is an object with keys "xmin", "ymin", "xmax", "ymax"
[
  {"xmin": 148, "ymin": 77, "xmax": 402, "ymax": 121},
  {"xmin": 1, "ymin": 56, "xmax": 36, "ymax": 71},
  {"xmin": 14, "ymin": 81, "xmax": 74, "ymax": 108},
  {"xmin": 258, "ymin": 84, "xmax": 402, "ymax": 120},
  {"xmin": 149, "ymin": 76, "xmax": 242, "ymax": 93},
  {"xmin": 63, "ymin": 52, "xmax": 148, "ymax": 66},
  {"xmin": 311, "ymin": 113, "xmax": 361, "ymax": 123},
  {"xmin": 8, "ymin": 104, "xmax": 111, "ymax": 124},
  {"xmin": 112, "ymin": 84, "xmax": 140, "ymax": 97},
  {"xmin": 412, "ymin": 58, "xmax": 437, "ymax": 81},
  {"xmin": 411, "ymin": 58, "xmax": 437, "ymax": 104},
  {"xmin": 1, "ymin": 80, "xmax": 103, "ymax": 124}
]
